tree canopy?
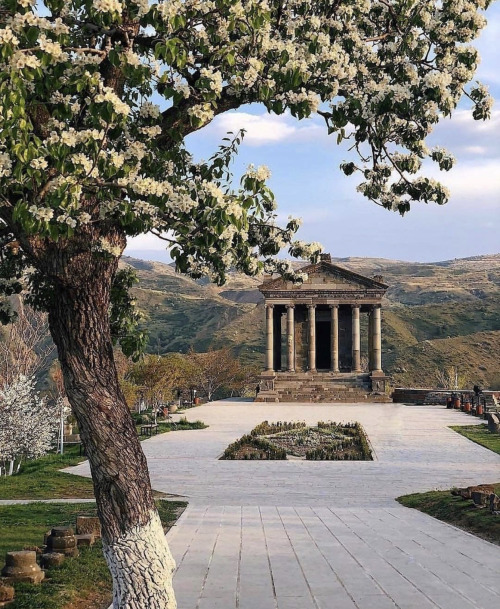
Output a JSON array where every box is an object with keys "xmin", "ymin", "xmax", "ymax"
[{"xmin": 0, "ymin": 0, "xmax": 492, "ymax": 318}]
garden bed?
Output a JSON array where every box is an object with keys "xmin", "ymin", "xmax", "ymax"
[{"xmin": 220, "ymin": 421, "xmax": 372, "ymax": 460}]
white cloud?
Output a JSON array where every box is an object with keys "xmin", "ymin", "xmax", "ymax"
[
  {"xmin": 429, "ymin": 109, "xmax": 500, "ymax": 160},
  {"xmin": 426, "ymin": 159, "xmax": 500, "ymax": 207},
  {"xmin": 476, "ymin": 6, "xmax": 500, "ymax": 86},
  {"xmin": 205, "ymin": 111, "xmax": 324, "ymax": 146}
]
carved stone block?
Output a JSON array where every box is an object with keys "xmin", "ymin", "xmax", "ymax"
[
  {"xmin": 76, "ymin": 516, "xmax": 101, "ymax": 538},
  {"xmin": 1, "ymin": 551, "xmax": 45, "ymax": 584},
  {"xmin": 46, "ymin": 527, "xmax": 79, "ymax": 557},
  {"xmin": 41, "ymin": 552, "xmax": 65, "ymax": 568}
]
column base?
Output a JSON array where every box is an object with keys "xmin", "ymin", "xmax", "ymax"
[{"xmin": 370, "ymin": 371, "xmax": 388, "ymax": 393}]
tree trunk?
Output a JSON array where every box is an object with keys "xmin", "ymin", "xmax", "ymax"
[{"xmin": 46, "ymin": 252, "xmax": 176, "ymax": 609}]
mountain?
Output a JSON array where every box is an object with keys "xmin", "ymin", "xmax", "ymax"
[{"xmin": 121, "ymin": 254, "xmax": 500, "ymax": 390}]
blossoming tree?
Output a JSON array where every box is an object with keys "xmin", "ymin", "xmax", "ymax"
[
  {"xmin": 0, "ymin": 0, "xmax": 493, "ymax": 606},
  {"xmin": 0, "ymin": 375, "xmax": 60, "ymax": 476}
]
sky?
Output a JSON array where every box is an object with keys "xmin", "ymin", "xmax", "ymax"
[{"xmin": 127, "ymin": 6, "xmax": 500, "ymax": 265}]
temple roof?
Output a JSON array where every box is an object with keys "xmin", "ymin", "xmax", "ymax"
[{"xmin": 259, "ymin": 256, "xmax": 389, "ymax": 295}]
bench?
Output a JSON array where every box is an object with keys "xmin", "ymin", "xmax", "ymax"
[{"xmin": 140, "ymin": 424, "xmax": 159, "ymax": 437}]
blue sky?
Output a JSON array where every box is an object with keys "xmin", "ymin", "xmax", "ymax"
[{"xmin": 128, "ymin": 7, "xmax": 500, "ymax": 264}]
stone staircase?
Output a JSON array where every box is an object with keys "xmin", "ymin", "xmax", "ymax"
[{"xmin": 257, "ymin": 372, "xmax": 391, "ymax": 403}]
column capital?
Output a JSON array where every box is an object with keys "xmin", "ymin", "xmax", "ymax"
[
  {"xmin": 307, "ymin": 303, "xmax": 316, "ymax": 310},
  {"xmin": 329, "ymin": 304, "xmax": 339, "ymax": 310},
  {"xmin": 372, "ymin": 303, "xmax": 381, "ymax": 309},
  {"xmin": 351, "ymin": 303, "xmax": 361, "ymax": 309},
  {"xmin": 266, "ymin": 303, "xmax": 274, "ymax": 309},
  {"xmin": 286, "ymin": 304, "xmax": 295, "ymax": 309}
]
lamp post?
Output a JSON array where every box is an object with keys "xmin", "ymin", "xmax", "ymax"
[{"xmin": 59, "ymin": 399, "xmax": 65, "ymax": 455}]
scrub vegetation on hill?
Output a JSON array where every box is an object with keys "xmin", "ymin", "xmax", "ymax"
[{"xmin": 122, "ymin": 254, "xmax": 500, "ymax": 389}]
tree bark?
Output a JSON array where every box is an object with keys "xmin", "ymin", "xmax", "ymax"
[{"xmin": 45, "ymin": 249, "xmax": 176, "ymax": 609}]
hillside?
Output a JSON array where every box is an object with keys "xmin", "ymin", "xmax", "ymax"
[{"xmin": 122, "ymin": 254, "xmax": 500, "ymax": 390}]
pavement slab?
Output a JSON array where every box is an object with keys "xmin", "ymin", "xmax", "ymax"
[{"xmin": 65, "ymin": 400, "xmax": 500, "ymax": 609}]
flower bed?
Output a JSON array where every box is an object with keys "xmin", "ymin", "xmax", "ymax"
[{"xmin": 220, "ymin": 421, "xmax": 372, "ymax": 460}]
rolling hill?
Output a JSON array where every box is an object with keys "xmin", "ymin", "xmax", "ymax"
[{"xmin": 122, "ymin": 254, "xmax": 500, "ymax": 390}]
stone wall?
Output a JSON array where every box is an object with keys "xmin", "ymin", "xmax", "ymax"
[{"xmin": 393, "ymin": 387, "xmax": 500, "ymax": 406}]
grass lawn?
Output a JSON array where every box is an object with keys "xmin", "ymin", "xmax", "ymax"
[
  {"xmin": 397, "ymin": 482, "xmax": 500, "ymax": 546},
  {"xmin": 0, "ymin": 445, "xmax": 94, "ymax": 501},
  {"xmin": 0, "ymin": 418, "xmax": 206, "ymax": 501},
  {"xmin": 0, "ymin": 500, "xmax": 186, "ymax": 609},
  {"xmin": 449, "ymin": 424, "xmax": 500, "ymax": 455}
]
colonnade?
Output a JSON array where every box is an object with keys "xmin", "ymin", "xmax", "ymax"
[{"xmin": 265, "ymin": 303, "xmax": 382, "ymax": 374}]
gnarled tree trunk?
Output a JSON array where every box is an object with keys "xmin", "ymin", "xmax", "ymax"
[{"xmin": 44, "ymin": 247, "xmax": 176, "ymax": 609}]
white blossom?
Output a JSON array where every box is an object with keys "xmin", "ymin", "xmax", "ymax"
[
  {"xmin": 0, "ymin": 376, "xmax": 59, "ymax": 476},
  {"xmin": 93, "ymin": 0, "xmax": 124, "ymax": 14}
]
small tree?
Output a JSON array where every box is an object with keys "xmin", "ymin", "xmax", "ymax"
[
  {"xmin": 0, "ymin": 375, "xmax": 59, "ymax": 476},
  {"xmin": 0, "ymin": 298, "xmax": 55, "ymax": 386},
  {"xmin": 188, "ymin": 347, "xmax": 245, "ymax": 401},
  {"xmin": 127, "ymin": 352, "xmax": 192, "ymax": 407},
  {"xmin": 435, "ymin": 366, "xmax": 470, "ymax": 390}
]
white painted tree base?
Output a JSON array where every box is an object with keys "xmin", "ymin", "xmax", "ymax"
[{"xmin": 103, "ymin": 511, "xmax": 177, "ymax": 609}]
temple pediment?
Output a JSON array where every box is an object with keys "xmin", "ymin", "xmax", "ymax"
[{"xmin": 260, "ymin": 260, "xmax": 388, "ymax": 294}]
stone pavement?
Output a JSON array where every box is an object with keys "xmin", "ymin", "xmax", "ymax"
[{"xmin": 67, "ymin": 401, "xmax": 500, "ymax": 609}]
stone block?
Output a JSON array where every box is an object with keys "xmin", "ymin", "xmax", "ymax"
[
  {"xmin": 76, "ymin": 516, "xmax": 101, "ymax": 538},
  {"xmin": 487, "ymin": 413, "xmax": 500, "ymax": 433},
  {"xmin": 489, "ymin": 493, "xmax": 500, "ymax": 514},
  {"xmin": 41, "ymin": 553, "xmax": 65, "ymax": 568},
  {"xmin": 0, "ymin": 582, "xmax": 15, "ymax": 603},
  {"xmin": 1, "ymin": 551, "xmax": 45, "ymax": 584},
  {"xmin": 46, "ymin": 527, "xmax": 79, "ymax": 557},
  {"xmin": 471, "ymin": 491, "xmax": 489, "ymax": 507},
  {"xmin": 75, "ymin": 534, "xmax": 94, "ymax": 547},
  {"xmin": 63, "ymin": 434, "xmax": 81, "ymax": 443},
  {"xmin": 457, "ymin": 484, "xmax": 495, "ymax": 500}
]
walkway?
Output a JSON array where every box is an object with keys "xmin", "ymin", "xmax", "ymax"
[{"xmin": 68, "ymin": 401, "xmax": 500, "ymax": 609}]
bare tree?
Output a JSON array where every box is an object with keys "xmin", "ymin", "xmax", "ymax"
[
  {"xmin": 0, "ymin": 297, "xmax": 55, "ymax": 386},
  {"xmin": 435, "ymin": 366, "xmax": 470, "ymax": 390}
]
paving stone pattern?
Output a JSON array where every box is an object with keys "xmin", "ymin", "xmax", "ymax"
[{"xmin": 66, "ymin": 401, "xmax": 500, "ymax": 609}]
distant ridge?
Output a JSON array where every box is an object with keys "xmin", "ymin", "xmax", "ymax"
[{"xmin": 121, "ymin": 253, "xmax": 500, "ymax": 390}]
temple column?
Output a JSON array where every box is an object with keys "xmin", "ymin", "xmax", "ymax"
[
  {"xmin": 308, "ymin": 304, "xmax": 316, "ymax": 372},
  {"xmin": 351, "ymin": 304, "xmax": 361, "ymax": 372},
  {"xmin": 330, "ymin": 304, "xmax": 339, "ymax": 373},
  {"xmin": 265, "ymin": 304, "xmax": 274, "ymax": 371},
  {"xmin": 286, "ymin": 304, "xmax": 295, "ymax": 372},
  {"xmin": 372, "ymin": 304, "xmax": 382, "ymax": 372},
  {"xmin": 368, "ymin": 308, "xmax": 373, "ymax": 371}
]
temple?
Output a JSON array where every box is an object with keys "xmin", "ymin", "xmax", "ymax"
[{"xmin": 256, "ymin": 254, "xmax": 390, "ymax": 402}]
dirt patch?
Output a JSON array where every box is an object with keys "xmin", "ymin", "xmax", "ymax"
[{"xmin": 62, "ymin": 587, "xmax": 111, "ymax": 609}]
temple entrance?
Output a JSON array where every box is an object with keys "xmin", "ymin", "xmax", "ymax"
[{"xmin": 316, "ymin": 320, "xmax": 331, "ymax": 370}]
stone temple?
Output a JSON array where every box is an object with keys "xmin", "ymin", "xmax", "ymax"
[{"xmin": 256, "ymin": 254, "xmax": 391, "ymax": 402}]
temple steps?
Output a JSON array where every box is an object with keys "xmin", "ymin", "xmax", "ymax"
[{"xmin": 257, "ymin": 372, "xmax": 391, "ymax": 403}]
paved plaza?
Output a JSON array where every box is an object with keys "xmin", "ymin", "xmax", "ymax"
[{"xmin": 69, "ymin": 401, "xmax": 500, "ymax": 609}]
